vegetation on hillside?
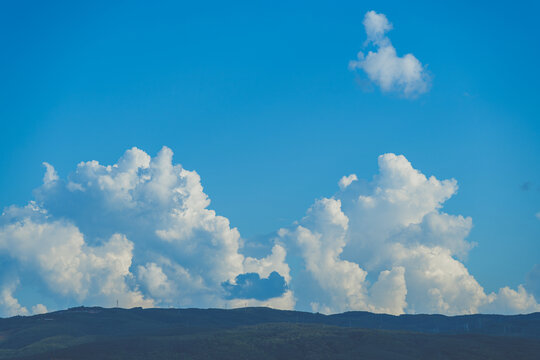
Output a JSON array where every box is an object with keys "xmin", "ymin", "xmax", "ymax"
[{"xmin": 1, "ymin": 307, "xmax": 539, "ymax": 359}]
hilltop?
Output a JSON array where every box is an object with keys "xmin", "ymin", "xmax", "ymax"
[{"xmin": 1, "ymin": 307, "xmax": 539, "ymax": 359}]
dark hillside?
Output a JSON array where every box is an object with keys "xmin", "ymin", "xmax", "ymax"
[
  {"xmin": 1, "ymin": 307, "xmax": 539, "ymax": 359},
  {"xmin": 14, "ymin": 324, "xmax": 540, "ymax": 360}
]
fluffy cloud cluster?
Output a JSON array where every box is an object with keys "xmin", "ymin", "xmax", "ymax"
[
  {"xmin": 0, "ymin": 147, "xmax": 291, "ymax": 316},
  {"xmin": 279, "ymin": 154, "xmax": 539, "ymax": 315},
  {"xmin": 0, "ymin": 147, "xmax": 538, "ymax": 317},
  {"xmin": 350, "ymin": 11, "xmax": 430, "ymax": 97}
]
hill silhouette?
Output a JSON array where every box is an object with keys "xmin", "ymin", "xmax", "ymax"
[{"xmin": 1, "ymin": 307, "xmax": 539, "ymax": 359}]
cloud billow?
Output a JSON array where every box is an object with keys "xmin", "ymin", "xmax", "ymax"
[
  {"xmin": 0, "ymin": 147, "xmax": 293, "ymax": 315},
  {"xmin": 350, "ymin": 11, "xmax": 431, "ymax": 98},
  {"xmin": 0, "ymin": 147, "xmax": 538, "ymax": 317},
  {"xmin": 223, "ymin": 272, "xmax": 287, "ymax": 301}
]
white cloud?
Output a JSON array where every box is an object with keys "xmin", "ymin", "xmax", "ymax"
[
  {"xmin": 0, "ymin": 280, "xmax": 47, "ymax": 317},
  {"xmin": 350, "ymin": 11, "xmax": 431, "ymax": 97},
  {"xmin": 536, "ymin": 212, "xmax": 540, "ymax": 220},
  {"xmin": 0, "ymin": 147, "xmax": 291, "ymax": 316},
  {"xmin": 481, "ymin": 285, "xmax": 540, "ymax": 315},
  {"xmin": 279, "ymin": 198, "xmax": 370, "ymax": 314},
  {"xmin": 338, "ymin": 174, "xmax": 358, "ymax": 190},
  {"xmin": 279, "ymin": 153, "xmax": 538, "ymax": 315},
  {"xmin": 369, "ymin": 266, "xmax": 407, "ymax": 314},
  {"xmin": 244, "ymin": 244, "xmax": 291, "ymax": 283},
  {"xmin": 0, "ymin": 215, "xmax": 152, "ymax": 309},
  {"xmin": 362, "ymin": 10, "xmax": 393, "ymax": 44},
  {"xmin": 278, "ymin": 198, "xmax": 408, "ymax": 315},
  {"xmin": 42, "ymin": 162, "xmax": 58, "ymax": 184},
  {"xmin": 136, "ymin": 257, "xmax": 209, "ymax": 307},
  {"xmin": 0, "ymin": 147, "xmax": 536, "ymax": 316},
  {"xmin": 0, "ymin": 281, "xmax": 29, "ymax": 317},
  {"xmin": 137, "ymin": 262, "xmax": 175, "ymax": 302},
  {"xmin": 226, "ymin": 290, "xmax": 296, "ymax": 310},
  {"xmin": 31, "ymin": 304, "xmax": 48, "ymax": 315}
]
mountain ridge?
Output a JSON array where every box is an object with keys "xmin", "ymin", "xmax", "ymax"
[
  {"xmin": 3, "ymin": 306, "xmax": 539, "ymax": 337},
  {"xmin": 2, "ymin": 307, "xmax": 540, "ymax": 359}
]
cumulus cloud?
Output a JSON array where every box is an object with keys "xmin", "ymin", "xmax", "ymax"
[
  {"xmin": 0, "ymin": 147, "xmax": 537, "ymax": 317},
  {"xmin": 277, "ymin": 196, "xmax": 407, "ymax": 315},
  {"xmin": 278, "ymin": 153, "xmax": 539, "ymax": 315},
  {"xmin": 0, "ymin": 280, "xmax": 47, "ymax": 317},
  {"xmin": 0, "ymin": 281, "xmax": 30, "ymax": 317},
  {"xmin": 0, "ymin": 213, "xmax": 152, "ymax": 309},
  {"xmin": 31, "ymin": 304, "xmax": 48, "ymax": 315},
  {"xmin": 350, "ymin": 11, "xmax": 430, "ymax": 97},
  {"xmin": 0, "ymin": 147, "xmax": 291, "ymax": 317},
  {"xmin": 482, "ymin": 286, "xmax": 540, "ymax": 315},
  {"xmin": 278, "ymin": 198, "xmax": 371, "ymax": 314}
]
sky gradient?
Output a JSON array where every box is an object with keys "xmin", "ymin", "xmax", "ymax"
[{"xmin": 0, "ymin": 1, "xmax": 539, "ymax": 316}]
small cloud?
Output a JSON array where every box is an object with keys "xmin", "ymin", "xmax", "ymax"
[
  {"xmin": 363, "ymin": 10, "xmax": 393, "ymax": 43},
  {"xmin": 350, "ymin": 11, "xmax": 431, "ymax": 98},
  {"xmin": 31, "ymin": 304, "xmax": 48, "ymax": 315},
  {"xmin": 536, "ymin": 212, "xmax": 540, "ymax": 221},
  {"xmin": 42, "ymin": 162, "xmax": 58, "ymax": 185},
  {"xmin": 222, "ymin": 271, "xmax": 287, "ymax": 301},
  {"xmin": 338, "ymin": 174, "xmax": 358, "ymax": 190}
]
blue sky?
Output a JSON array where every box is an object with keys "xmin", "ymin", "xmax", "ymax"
[{"xmin": 0, "ymin": 1, "xmax": 539, "ymax": 315}]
